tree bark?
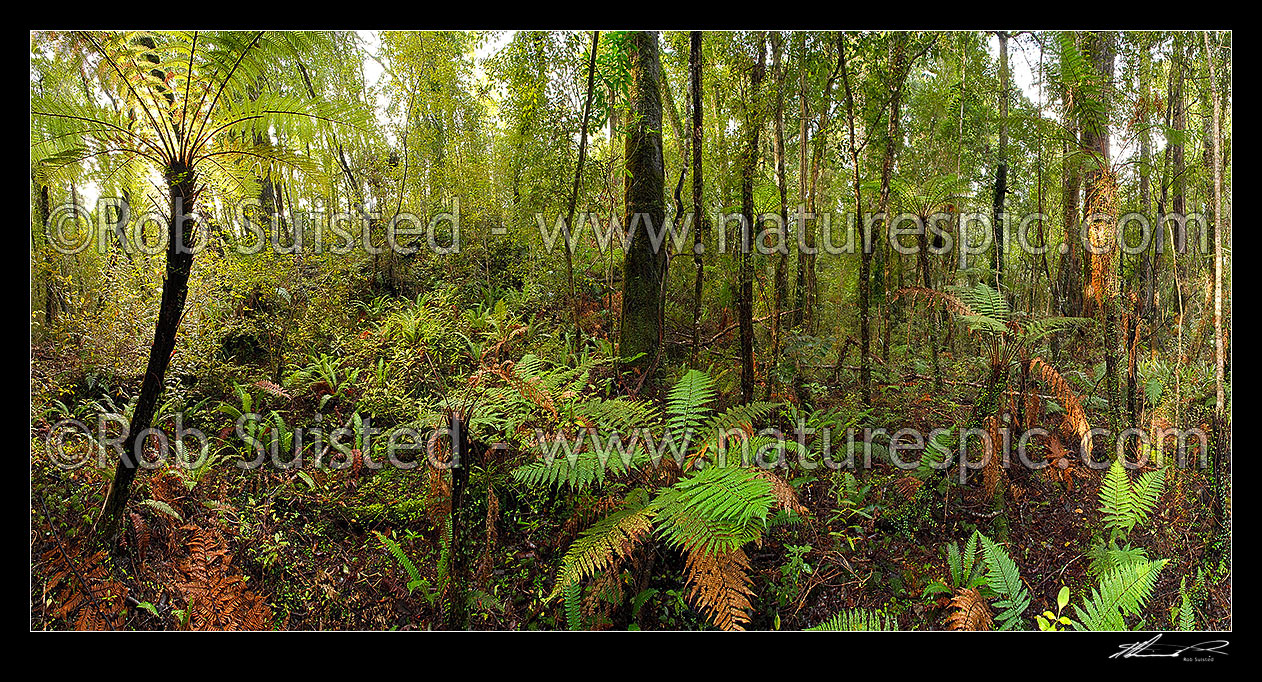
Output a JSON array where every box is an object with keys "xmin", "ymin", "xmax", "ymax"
[
  {"xmin": 99, "ymin": 164, "xmax": 199, "ymax": 546},
  {"xmin": 737, "ymin": 33, "xmax": 766, "ymax": 404},
  {"xmin": 619, "ymin": 31, "xmax": 667, "ymax": 390},
  {"xmin": 564, "ymin": 31, "xmax": 600, "ymax": 341},
  {"xmin": 689, "ymin": 31, "xmax": 706, "ymax": 366},
  {"xmin": 992, "ymin": 31, "xmax": 1009, "ymax": 293},
  {"xmin": 840, "ymin": 35, "xmax": 871, "ymax": 405},
  {"xmin": 767, "ymin": 32, "xmax": 790, "ymax": 399}
]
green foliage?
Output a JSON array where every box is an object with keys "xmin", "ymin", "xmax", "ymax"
[
  {"xmin": 807, "ymin": 608, "xmax": 896, "ymax": 631},
  {"xmin": 1099, "ymin": 453, "xmax": 1166, "ymax": 540},
  {"xmin": 374, "ymin": 531, "xmax": 440, "ymax": 605},
  {"xmin": 1071, "ymin": 559, "xmax": 1168, "ymax": 631},
  {"xmin": 976, "ymin": 532, "xmax": 1032, "ymax": 630},
  {"xmin": 551, "ymin": 488, "xmax": 652, "ymax": 598}
]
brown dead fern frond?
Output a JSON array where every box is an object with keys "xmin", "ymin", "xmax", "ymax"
[
  {"xmin": 892, "ymin": 286, "xmax": 975, "ymax": 317},
  {"xmin": 894, "ymin": 476, "xmax": 923, "ymax": 500},
  {"xmin": 173, "ymin": 524, "xmax": 271, "ymax": 630},
  {"xmin": 754, "ymin": 470, "xmax": 807, "ymax": 516},
  {"xmin": 43, "ymin": 547, "xmax": 128, "ymax": 630},
  {"xmin": 1030, "ymin": 357, "xmax": 1091, "ymax": 447},
  {"xmin": 945, "ymin": 587, "xmax": 994, "ymax": 630},
  {"xmin": 684, "ymin": 548, "xmax": 754, "ymax": 631}
]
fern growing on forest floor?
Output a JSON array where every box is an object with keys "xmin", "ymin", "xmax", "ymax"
[
  {"xmin": 512, "ymin": 369, "xmax": 804, "ymax": 630},
  {"xmin": 1089, "ymin": 450, "xmax": 1165, "ymax": 577}
]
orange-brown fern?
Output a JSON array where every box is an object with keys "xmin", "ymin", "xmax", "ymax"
[{"xmin": 684, "ymin": 548, "xmax": 754, "ymax": 631}]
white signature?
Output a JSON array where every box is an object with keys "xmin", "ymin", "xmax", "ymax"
[{"xmin": 1111, "ymin": 634, "xmax": 1229, "ymax": 660}]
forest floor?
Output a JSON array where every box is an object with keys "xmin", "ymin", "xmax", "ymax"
[{"xmin": 29, "ymin": 330, "xmax": 1231, "ymax": 631}]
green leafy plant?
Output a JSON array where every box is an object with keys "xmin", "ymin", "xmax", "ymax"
[{"xmin": 807, "ymin": 608, "xmax": 896, "ymax": 631}]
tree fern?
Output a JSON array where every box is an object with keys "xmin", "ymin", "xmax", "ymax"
[{"xmin": 550, "ymin": 489, "xmax": 653, "ymax": 599}]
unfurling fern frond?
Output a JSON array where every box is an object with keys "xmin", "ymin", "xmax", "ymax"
[
  {"xmin": 551, "ymin": 489, "xmax": 653, "ymax": 599},
  {"xmin": 1072, "ymin": 559, "xmax": 1167, "ymax": 631},
  {"xmin": 945, "ymin": 587, "xmax": 994, "ymax": 630},
  {"xmin": 977, "ymin": 533, "xmax": 1032, "ymax": 630},
  {"xmin": 807, "ymin": 608, "xmax": 896, "ymax": 631},
  {"xmin": 684, "ymin": 548, "xmax": 754, "ymax": 631}
]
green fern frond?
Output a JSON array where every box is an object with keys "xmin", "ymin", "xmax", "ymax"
[
  {"xmin": 666, "ymin": 369, "xmax": 717, "ymax": 437},
  {"xmin": 564, "ymin": 577, "xmax": 582, "ymax": 630},
  {"xmin": 1131, "ymin": 468, "xmax": 1166, "ymax": 529},
  {"xmin": 669, "ymin": 465, "xmax": 776, "ymax": 527},
  {"xmin": 977, "ymin": 533, "xmax": 1031, "ymax": 630},
  {"xmin": 551, "ymin": 489, "xmax": 653, "ymax": 599},
  {"xmin": 1087, "ymin": 541, "xmax": 1150, "ymax": 577},
  {"xmin": 807, "ymin": 608, "xmax": 895, "ymax": 631},
  {"xmin": 650, "ymin": 487, "xmax": 763, "ymax": 555},
  {"xmin": 1072, "ymin": 559, "xmax": 1167, "ymax": 631},
  {"xmin": 374, "ymin": 531, "xmax": 429, "ymax": 596},
  {"xmin": 1100, "ymin": 456, "xmax": 1136, "ymax": 537}
]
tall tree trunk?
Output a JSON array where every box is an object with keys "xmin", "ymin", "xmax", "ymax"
[
  {"xmin": 737, "ymin": 33, "xmax": 766, "ymax": 404},
  {"xmin": 1081, "ymin": 31, "xmax": 1120, "ymax": 451},
  {"xmin": 99, "ymin": 164, "xmax": 199, "ymax": 546},
  {"xmin": 1204, "ymin": 30, "xmax": 1228, "ymax": 540},
  {"xmin": 793, "ymin": 33, "xmax": 809, "ymax": 330},
  {"xmin": 564, "ymin": 31, "xmax": 600, "ymax": 341},
  {"xmin": 1170, "ymin": 32, "xmax": 1187, "ymax": 310},
  {"xmin": 877, "ymin": 34, "xmax": 908, "ymax": 374},
  {"xmin": 992, "ymin": 31, "xmax": 1009, "ymax": 293},
  {"xmin": 1056, "ymin": 34, "xmax": 1083, "ymax": 323},
  {"xmin": 803, "ymin": 36, "xmax": 843, "ymax": 335},
  {"xmin": 767, "ymin": 32, "xmax": 790, "ymax": 399},
  {"xmin": 840, "ymin": 35, "xmax": 871, "ymax": 405},
  {"xmin": 619, "ymin": 31, "xmax": 667, "ymax": 390},
  {"xmin": 689, "ymin": 31, "xmax": 706, "ymax": 366}
]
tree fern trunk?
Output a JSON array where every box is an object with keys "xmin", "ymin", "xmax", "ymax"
[{"xmin": 99, "ymin": 166, "xmax": 198, "ymax": 547}]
